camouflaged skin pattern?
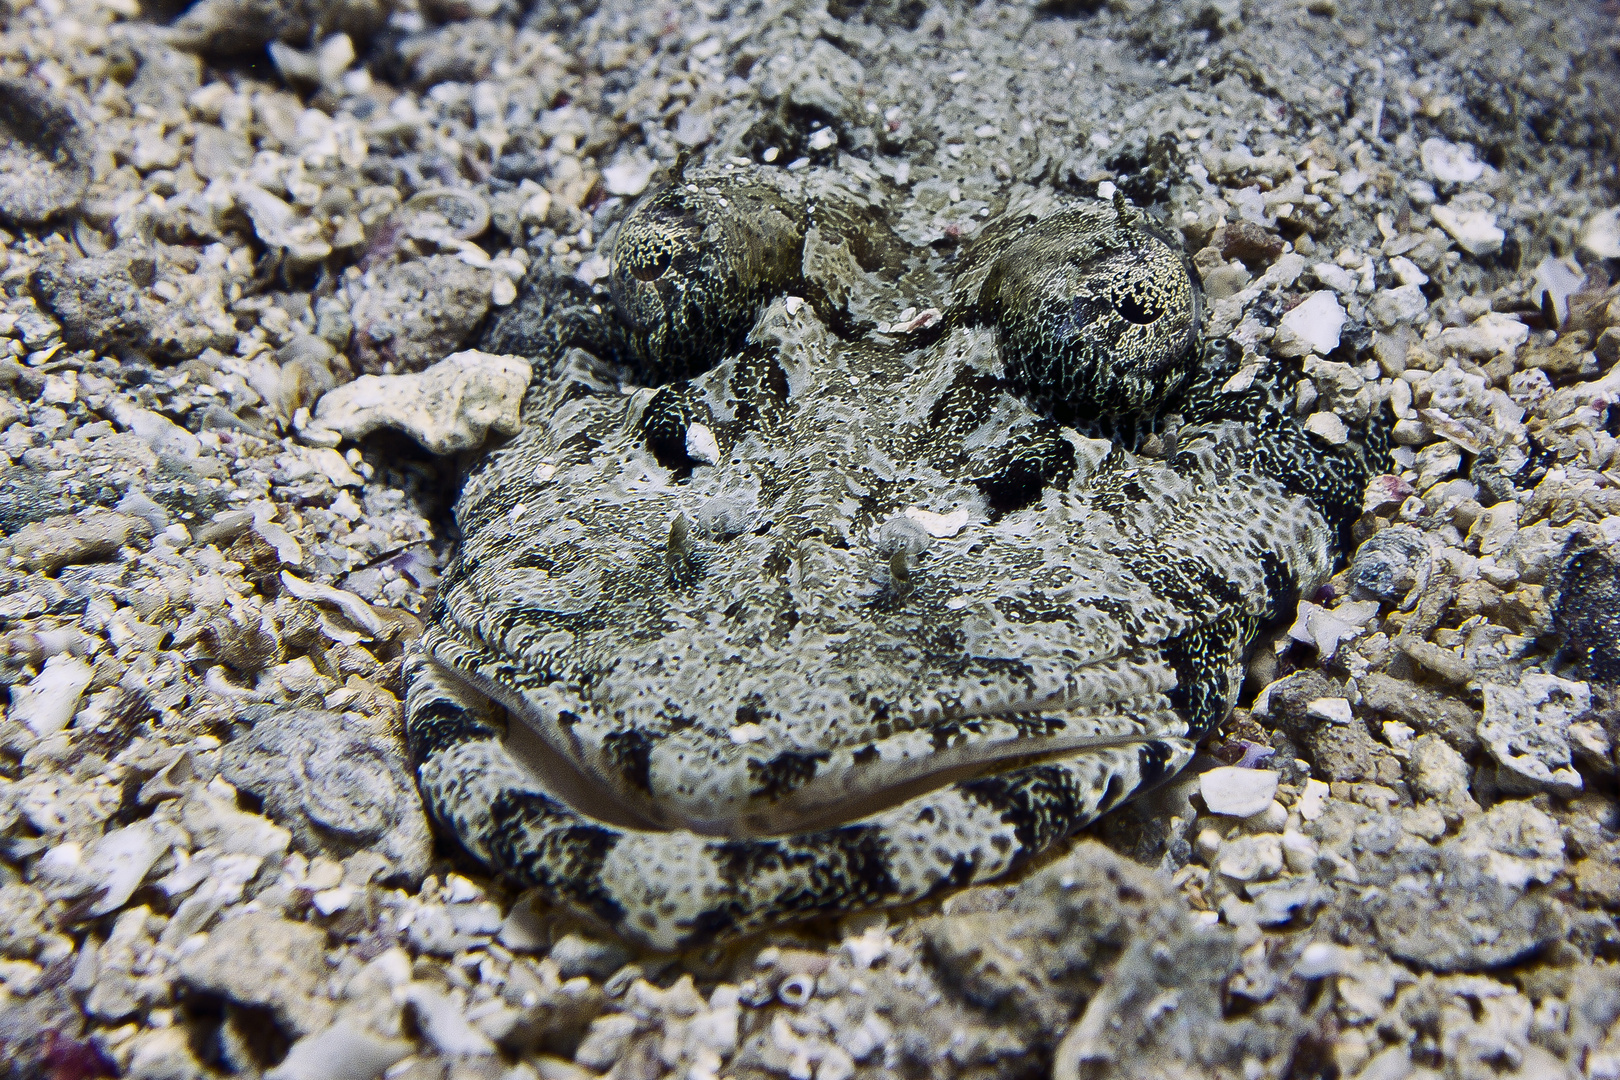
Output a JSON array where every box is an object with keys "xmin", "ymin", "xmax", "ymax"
[{"xmin": 405, "ymin": 164, "xmax": 1388, "ymax": 951}]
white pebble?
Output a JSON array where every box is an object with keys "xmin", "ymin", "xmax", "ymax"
[
  {"xmin": 1274, "ymin": 291, "xmax": 1346, "ymax": 356},
  {"xmin": 1294, "ymin": 942, "xmax": 1358, "ymax": 979},
  {"xmin": 602, "ymin": 156, "xmax": 656, "ymax": 197},
  {"xmin": 402, "ymin": 984, "xmax": 496, "ymax": 1056},
  {"xmin": 1305, "ymin": 697, "xmax": 1353, "ymax": 725},
  {"xmin": 1388, "ymin": 256, "xmax": 1428, "ymax": 286},
  {"xmin": 1419, "ymin": 137, "xmax": 1485, "ymax": 184},
  {"xmin": 266, "ymin": 1020, "xmax": 411, "ymax": 1080},
  {"xmin": 1253, "ymin": 799, "xmax": 1289, "ymax": 832},
  {"xmin": 11, "ymin": 654, "xmax": 94, "ymax": 737},
  {"xmin": 1381, "ymin": 720, "xmax": 1416, "ymax": 752},
  {"xmin": 841, "ymin": 925, "xmax": 892, "ymax": 969},
  {"xmin": 1281, "ymin": 829, "xmax": 1318, "ymax": 874},
  {"xmin": 1438, "ymin": 312, "xmax": 1529, "ymax": 359},
  {"xmin": 1312, "ymin": 262, "xmax": 1357, "ymax": 295},
  {"xmin": 1216, "ymin": 833, "xmax": 1284, "ymax": 882},
  {"xmin": 90, "ymin": 827, "xmax": 162, "ymax": 914},
  {"xmin": 1296, "ymin": 778, "xmax": 1330, "ymax": 821},
  {"xmin": 311, "ymin": 887, "xmax": 354, "ymax": 915},
  {"xmin": 1581, "ymin": 207, "xmax": 1620, "ymax": 260},
  {"xmin": 1430, "ymin": 203, "xmax": 1504, "ymax": 256},
  {"xmin": 1304, "ymin": 411, "xmax": 1348, "ymax": 445},
  {"xmin": 308, "ymin": 351, "xmax": 532, "ymax": 455},
  {"xmin": 1369, "ymin": 284, "xmax": 1428, "ymax": 328},
  {"xmin": 1200, "ymin": 766, "xmax": 1280, "ymax": 818}
]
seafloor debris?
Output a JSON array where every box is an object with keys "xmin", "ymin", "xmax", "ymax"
[{"xmin": 0, "ymin": 0, "xmax": 1616, "ymax": 1077}]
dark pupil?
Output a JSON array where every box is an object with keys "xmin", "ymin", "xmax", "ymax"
[{"xmin": 1111, "ymin": 287, "xmax": 1161, "ymax": 325}]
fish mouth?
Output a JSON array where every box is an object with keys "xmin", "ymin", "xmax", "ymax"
[{"xmin": 454, "ymin": 652, "xmax": 1184, "ymax": 840}]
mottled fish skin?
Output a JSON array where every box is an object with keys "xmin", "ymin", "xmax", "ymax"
[{"xmin": 405, "ymin": 164, "xmax": 1388, "ymax": 952}]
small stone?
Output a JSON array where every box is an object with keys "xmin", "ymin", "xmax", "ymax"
[
  {"xmin": 1303, "ymin": 410, "xmax": 1348, "ymax": 445},
  {"xmin": 0, "ymin": 884, "xmax": 49, "ymax": 959},
  {"xmin": 1247, "ymin": 876, "xmax": 1322, "ymax": 924},
  {"xmin": 1533, "ymin": 255, "xmax": 1585, "ymax": 325},
  {"xmin": 1287, "ymin": 598, "xmax": 1379, "ymax": 658},
  {"xmin": 574, "ymin": 1014, "xmax": 640, "ymax": 1072},
  {"xmin": 59, "ymin": 822, "xmax": 164, "ymax": 916},
  {"xmin": 1216, "ymin": 833, "xmax": 1285, "ymax": 882},
  {"xmin": 0, "ymin": 78, "xmax": 90, "ymax": 226},
  {"xmin": 1305, "ymin": 697, "xmax": 1353, "ymax": 724},
  {"xmin": 674, "ymin": 108, "xmax": 713, "ymax": 147},
  {"xmin": 220, "ymin": 704, "xmax": 432, "ymax": 886},
  {"xmin": 234, "ymin": 182, "xmax": 301, "ymax": 248},
  {"xmin": 550, "ymin": 933, "xmax": 631, "ymax": 981},
  {"xmin": 1220, "ymin": 220, "xmax": 1285, "ymax": 264},
  {"xmin": 1294, "ymin": 942, "xmax": 1357, "ymax": 979},
  {"xmin": 1202, "ymin": 261, "xmax": 1253, "ymax": 300},
  {"xmin": 1454, "ymin": 800, "xmax": 1565, "ymax": 889},
  {"xmin": 1419, "ymin": 137, "xmax": 1485, "ymax": 184},
  {"xmin": 1430, "ymin": 203, "xmax": 1504, "ymax": 257},
  {"xmin": 1199, "ymin": 766, "xmax": 1280, "ymax": 817},
  {"xmin": 177, "ymin": 913, "xmax": 333, "ymax": 1037},
  {"xmin": 1439, "ymin": 312, "xmax": 1529, "ymax": 359},
  {"xmin": 317, "ymin": 33, "xmax": 356, "ymax": 85},
  {"xmin": 107, "ymin": 400, "xmax": 203, "ymax": 460},
  {"xmin": 1347, "ymin": 525, "xmax": 1428, "ymax": 602},
  {"xmin": 9, "ymin": 653, "xmax": 94, "ymax": 736},
  {"xmin": 1368, "ymin": 284, "xmax": 1428, "ymax": 328},
  {"xmin": 347, "ymin": 254, "xmax": 494, "ymax": 375},
  {"xmin": 1366, "ymin": 833, "xmax": 1567, "ymax": 972},
  {"xmin": 1273, "ymin": 291, "xmax": 1346, "ymax": 357},
  {"xmin": 403, "ymin": 983, "xmax": 497, "ymax": 1056},
  {"xmin": 1580, "ymin": 207, "xmax": 1620, "ymax": 260},
  {"xmin": 1568, "ymin": 721, "xmax": 1613, "ymax": 773},
  {"xmin": 1388, "ymin": 256, "xmax": 1429, "ymax": 286},
  {"xmin": 309, "ymin": 350, "xmax": 532, "ymax": 455},
  {"xmin": 1311, "ymin": 261, "xmax": 1356, "ymax": 295},
  {"xmin": 1595, "ymin": 327, "xmax": 1620, "ymax": 366},
  {"xmin": 602, "ymin": 154, "xmax": 655, "ymax": 197},
  {"xmin": 1281, "ymin": 829, "xmax": 1318, "ymax": 873},
  {"xmin": 182, "ymin": 781, "xmax": 292, "ymax": 859},
  {"xmin": 31, "ymin": 246, "xmax": 234, "ymax": 361},
  {"xmin": 1362, "ymin": 474, "xmax": 1416, "ymax": 515},
  {"xmin": 1296, "ymin": 778, "xmax": 1329, "ymax": 821},
  {"xmin": 1408, "ymin": 734, "xmax": 1479, "ymax": 823},
  {"xmin": 266, "ymin": 1020, "xmax": 412, "ymax": 1080},
  {"xmin": 1478, "ymin": 673, "xmax": 1589, "ymax": 796}
]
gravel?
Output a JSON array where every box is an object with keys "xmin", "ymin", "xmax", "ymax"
[{"xmin": 0, "ymin": 0, "xmax": 1617, "ymax": 1077}]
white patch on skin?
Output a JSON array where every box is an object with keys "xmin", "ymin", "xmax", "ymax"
[
  {"xmin": 686, "ymin": 423, "xmax": 721, "ymax": 464},
  {"xmin": 903, "ymin": 506, "xmax": 970, "ymax": 537}
]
